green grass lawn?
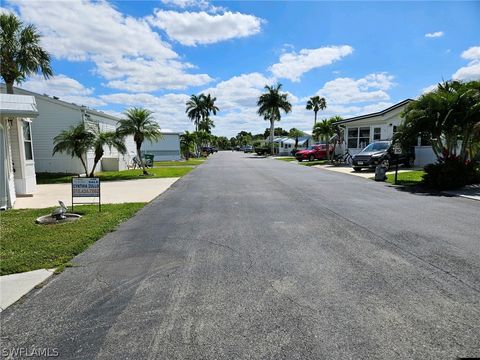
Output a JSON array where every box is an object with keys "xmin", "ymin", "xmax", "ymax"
[
  {"xmin": 385, "ymin": 170, "xmax": 425, "ymax": 185},
  {"xmin": 0, "ymin": 203, "xmax": 146, "ymax": 275},
  {"xmin": 299, "ymin": 160, "xmax": 329, "ymax": 167},
  {"xmin": 36, "ymin": 166, "xmax": 193, "ymax": 184},
  {"xmin": 275, "ymin": 157, "xmax": 297, "ymax": 162},
  {"xmin": 154, "ymin": 158, "xmax": 206, "ymax": 167}
]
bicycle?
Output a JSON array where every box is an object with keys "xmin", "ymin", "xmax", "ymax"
[{"xmin": 332, "ymin": 149, "xmax": 353, "ymax": 166}]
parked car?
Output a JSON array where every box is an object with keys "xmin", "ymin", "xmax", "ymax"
[
  {"xmin": 255, "ymin": 144, "xmax": 272, "ymax": 156},
  {"xmin": 244, "ymin": 145, "xmax": 254, "ymax": 153},
  {"xmin": 202, "ymin": 146, "xmax": 218, "ymax": 155},
  {"xmin": 295, "ymin": 144, "xmax": 332, "ymax": 162},
  {"xmin": 351, "ymin": 141, "xmax": 415, "ymax": 171}
]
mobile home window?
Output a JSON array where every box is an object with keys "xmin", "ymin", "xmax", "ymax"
[
  {"xmin": 23, "ymin": 121, "xmax": 33, "ymax": 160},
  {"xmin": 359, "ymin": 127, "xmax": 370, "ymax": 148},
  {"xmin": 373, "ymin": 127, "xmax": 381, "ymax": 141},
  {"xmin": 347, "ymin": 128, "xmax": 358, "ymax": 148}
]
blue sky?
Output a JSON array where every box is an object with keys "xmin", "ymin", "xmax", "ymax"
[{"xmin": 2, "ymin": 0, "xmax": 479, "ymax": 137}]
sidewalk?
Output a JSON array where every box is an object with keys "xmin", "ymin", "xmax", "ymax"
[
  {"xmin": 0, "ymin": 269, "xmax": 55, "ymax": 311},
  {"xmin": 443, "ymin": 184, "xmax": 480, "ymax": 201},
  {"xmin": 313, "ymin": 164, "xmax": 420, "ymax": 179},
  {"xmin": 14, "ymin": 177, "xmax": 179, "ymax": 209}
]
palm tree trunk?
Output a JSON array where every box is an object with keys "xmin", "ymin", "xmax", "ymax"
[
  {"xmin": 270, "ymin": 119, "xmax": 275, "ymax": 155},
  {"xmin": 6, "ymin": 82, "xmax": 14, "ymax": 94},
  {"xmin": 78, "ymin": 154, "xmax": 89, "ymax": 177},
  {"xmin": 136, "ymin": 142, "xmax": 148, "ymax": 175},
  {"xmin": 314, "ymin": 110, "xmax": 317, "ymax": 126},
  {"xmin": 89, "ymin": 150, "xmax": 104, "ymax": 177}
]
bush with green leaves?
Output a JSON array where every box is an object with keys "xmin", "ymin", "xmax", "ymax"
[{"xmin": 422, "ymin": 155, "xmax": 480, "ymax": 190}]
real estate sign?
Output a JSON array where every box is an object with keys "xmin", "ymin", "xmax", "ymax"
[
  {"xmin": 72, "ymin": 178, "xmax": 100, "ymax": 197},
  {"xmin": 71, "ymin": 177, "xmax": 101, "ymax": 211}
]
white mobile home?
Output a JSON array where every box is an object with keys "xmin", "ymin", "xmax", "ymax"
[
  {"xmin": 1, "ymin": 86, "xmax": 131, "ymax": 174},
  {"xmin": 141, "ymin": 132, "xmax": 181, "ymax": 161},
  {"xmin": 273, "ymin": 135, "xmax": 313, "ymax": 156},
  {"xmin": 333, "ymin": 100, "xmax": 436, "ymax": 167},
  {"xmin": 0, "ymin": 94, "xmax": 38, "ymax": 209}
]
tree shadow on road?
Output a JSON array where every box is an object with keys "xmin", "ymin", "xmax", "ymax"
[{"xmin": 386, "ymin": 184, "xmax": 455, "ymax": 198}]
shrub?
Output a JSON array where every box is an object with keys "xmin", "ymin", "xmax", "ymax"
[{"xmin": 423, "ymin": 155, "xmax": 480, "ymax": 190}]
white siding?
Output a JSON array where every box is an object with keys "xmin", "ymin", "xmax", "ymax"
[{"xmin": 141, "ymin": 133, "xmax": 181, "ymax": 161}]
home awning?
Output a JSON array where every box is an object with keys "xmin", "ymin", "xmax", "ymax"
[{"xmin": 0, "ymin": 94, "xmax": 38, "ymax": 118}]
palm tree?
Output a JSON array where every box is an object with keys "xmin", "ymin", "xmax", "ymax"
[
  {"xmin": 306, "ymin": 96, "xmax": 327, "ymax": 127},
  {"xmin": 185, "ymin": 94, "xmax": 206, "ymax": 132},
  {"xmin": 180, "ymin": 131, "xmax": 195, "ymax": 160},
  {"xmin": 203, "ymin": 93, "xmax": 219, "ymax": 118},
  {"xmin": 52, "ymin": 123, "xmax": 94, "ymax": 176},
  {"xmin": 199, "ymin": 116, "xmax": 215, "ymax": 133},
  {"xmin": 312, "ymin": 118, "xmax": 335, "ymax": 144},
  {"xmin": 257, "ymin": 84, "xmax": 292, "ymax": 154},
  {"xmin": 117, "ymin": 108, "xmax": 162, "ymax": 175},
  {"xmin": 0, "ymin": 13, "xmax": 53, "ymax": 94},
  {"xmin": 89, "ymin": 129, "xmax": 127, "ymax": 177},
  {"xmin": 288, "ymin": 128, "xmax": 305, "ymax": 149}
]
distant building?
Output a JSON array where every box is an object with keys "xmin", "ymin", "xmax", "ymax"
[
  {"xmin": 273, "ymin": 135, "xmax": 313, "ymax": 156},
  {"xmin": 141, "ymin": 133, "xmax": 181, "ymax": 161},
  {"xmin": 0, "ymin": 93, "xmax": 38, "ymax": 209}
]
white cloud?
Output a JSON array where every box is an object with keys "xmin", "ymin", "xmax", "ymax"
[
  {"xmin": 461, "ymin": 46, "xmax": 480, "ymax": 61},
  {"xmin": 425, "ymin": 31, "xmax": 444, "ymax": 38},
  {"xmin": 452, "ymin": 45, "xmax": 480, "ymax": 81},
  {"xmin": 95, "ymin": 56, "xmax": 213, "ymax": 92},
  {"xmin": 269, "ymin": 45, "xmax": 354, "ymax": 81},
  {"xmin": 317, "ymin": 73, "xmax": 395, "ymax": 104},
  {"xmin": 421, "ymin": 84, "xmax": 438, "ymax": 94},
  {"xmin": 100, "ymin": 92, "xmax": 192, "ymax": 131},
  {"xmin": 9, "ymin": 0, "xmax": 212, "ymax": 91},
  {"xmin": 148, "ymin": 10, "xmax": 262, "ymax": 46},
  {"xmin": 160, "ymin": 0, "xmax": 224, "ymax": 13},
  {"xmin": 22, "ymin": 74, "xmax": 106, "ymax": 107},
  {"xmin": 202, "ymin": 72, "xmax": 274, "ymax": 110}
]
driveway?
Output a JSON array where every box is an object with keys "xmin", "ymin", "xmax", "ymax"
[
  {"xmin": 13, "ymin": 178, "xmax": 179, "ymax": 209},
  {"xmin": 1, "ymin": 152, "xmax": 479, "ymax": 359},
  {"xmin": 312, "ymin": 163, "xmax": 421, "ymax": 179}
]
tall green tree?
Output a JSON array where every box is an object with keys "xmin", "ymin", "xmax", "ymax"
[
  {"xmin": 52, "ymin": 123, "xmax": 94, "ymax": 176},
  {"xmin": 198, "ymin": 116, "xmax": 215, "ymax": 133},
  {"xmin": 216, "ymin": 136, "xmax": 229, "ymax": 150},
  {"xmin": 312, "ymin": 118, "xmax": 335, "ymax": 143},
  {"xmin": 185, "ymin": 94, "xmax": 206, "ymax": 132},
  {"xmin": 180, "ymin": 131, "xmax": 196, "ymax": 160},
  {"xmin": 117, "ymin": 108, "xmax": 162, "ymax": 175},
  {"xmin": 0, "ymin": 13, "xmax": 53, "ymax": 94},
  {"xmin": 306, "ymin": 96, "xmax": 327, "ymax": 127},
  {"xmin": 89, "ymin": 129, "xmax": 127, "ymax": 177},
  {"xmin": 263, "ymin": 127, "xmax": 288, "ymax": 138},
  {"xmin": 288, "ymin": 128, "xmax": 305, "ymax": 149},
  {"xmin": 257, "ymin": 84, "xmax": 292, "ymax": 154},
  {"xmin": 398, "ymin": 80, "xmax": 480, "ymax": 161}
]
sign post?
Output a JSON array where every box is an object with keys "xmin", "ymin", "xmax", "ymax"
[
  {"xmin": 393, "ymin": 143, "xmax": 402, "ymax": 185},
  {"xmin": 71, "ymin": 177, "xmax": 101, "ymax": 212}
]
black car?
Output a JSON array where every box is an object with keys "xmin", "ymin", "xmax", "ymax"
[
  {"xmin": 202, "ymin": 146, "xmax": 218, "ymax": 154},
  {"xmin": 351, "ymin": 141, "xmax": 414, "ymax": 171}
]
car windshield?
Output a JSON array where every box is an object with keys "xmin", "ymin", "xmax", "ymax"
[{"xmin": 361, "ymin": 142, "xmax": 390, "ymax": 152}]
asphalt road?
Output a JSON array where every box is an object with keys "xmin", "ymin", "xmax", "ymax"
[{"xmin": 1, "ymin": 152, "xmax": 479, "ymax": 359}]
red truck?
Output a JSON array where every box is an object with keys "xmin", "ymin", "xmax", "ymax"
[{"xmin": 295, "ymin": 144, "xmax": 332, "ymax": 162}]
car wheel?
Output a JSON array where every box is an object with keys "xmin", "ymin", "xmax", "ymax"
[
  {"xmin": 309, "ymin": 155, "xmax": 314, "ymax": 161},
  {"xmin": 353, "ymin": 167, "xmax": 362, "ymax": 172},
  {"xmin": 297, "ymin": 159, "xmax": 302, "ymax": 162}
]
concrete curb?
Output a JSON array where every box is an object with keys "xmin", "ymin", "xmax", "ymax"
[{"xmin": 0, "ymin": 268, "xmax": 55, "ymax": 311}]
